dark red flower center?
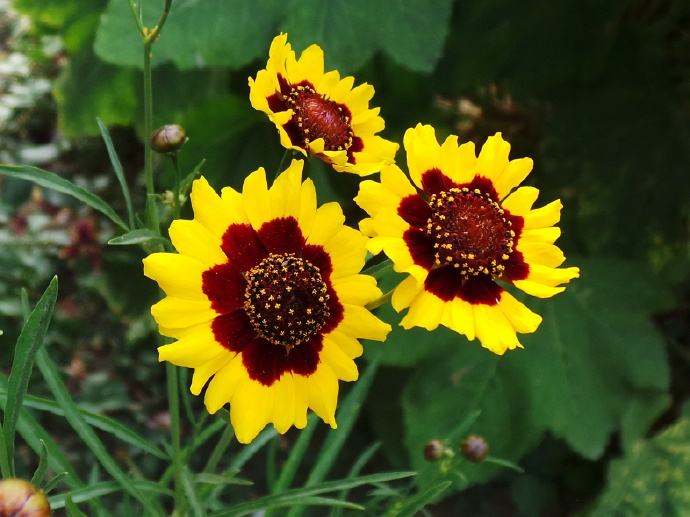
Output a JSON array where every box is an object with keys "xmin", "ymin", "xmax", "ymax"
[
  {"xmin": 286, "ymin": 85, "xmax": 353, "ymax": 151},
  {"xmin": 426, "ymin": 187, "xmax": 514, "ymax": 278},
  {"xmin": 243, "ymin": 253, "xmax": 330, "ymax": 350}
]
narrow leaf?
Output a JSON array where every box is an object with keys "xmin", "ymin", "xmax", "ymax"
[
  {"xmin": 35, "ymin": 347, "xmax": 155, "ymax": 509},
  {"xmin": 482, "ymin": 456, "xmax": 524, "ymax": 473},
  {"xmin": 108, "ymin": 229, "xmax": 169, "ymax": 246},
  {"xmin": 195, "ymin": 473, "xmax": 252, "ymax": 487},
  {"xmin": 182, "ymin": 468, "xmax": 206, "ymax": 517},
  {"xmin": 44, "ymin": 472, "xmax": 70, "ymax": 494},
  {"xmin": 4, "ymin": 277, "xmax": 58, "ymax": 474},
  {"xmin": 272, "ymin": 414, "xmax": 318, "ymax": 493},
  {"xmin": 0, "ymin": 391, "xmax": 167, "ymax": 460},
  {"xmin": 0, "ymin": 164, "xmax": 128, "ymax": 230},
  {"xmin": 332, "ymin": 442, "xmax": 381, "ymax": 517},
  {"xmin": 227, "ymin": 427, "xmax": 277, "ymax": 473},
  {"xmin": 30, "ymin": 440, "xmax": 49, "ymax": 486},
  {"xmin": 211, "ymin": 471, "xmax": 415, "ymax": 517},
  {"xmin": 49, "ymin": 480, "xmax": 172, "ymax": 509},
  {"xmin": 97, "ymin": 117, "xmax": 134, "ymax": 228},
  {"xmin": 65, "ymin": 496, "xmax": 88, "ymax": 517},
  {"xmin": 393, "ymin": 481, "xmax": 452, "ymax": 517}
]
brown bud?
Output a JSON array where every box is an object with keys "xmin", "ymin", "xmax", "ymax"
[
  {"xmin": 0, "ymin": 478, "xmax": 50, "ymax": 516},
  {"xmin": 461, "ymin": 434, "xmax": 489, "ymax": 462},
  {"xmin": 423, "ymin": 439, "xmax": 445, "ymax": 462},
  {"xmin": 150, "ymin": 124, "xmax": 187, "ymax": 153}
]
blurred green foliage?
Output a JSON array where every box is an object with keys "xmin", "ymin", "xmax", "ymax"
[{"xmin": 2, "ymin": 0, "xmax": 690, "ymax": 514}]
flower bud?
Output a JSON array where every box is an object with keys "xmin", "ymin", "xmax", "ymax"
[
  {"xmin": 150, "ymin": 124, "xmax": 187, "ymax": 153},
  {"xmin": 0, "ymin": 478, "xmax": 50, "ymax": 516},
  {"xmin": 461, "ymin": 434, "xmax": 489, "ymax": 462},
  {"xmin": 423, "ymin": 439, "xmax": 445, "ymax": 462}
]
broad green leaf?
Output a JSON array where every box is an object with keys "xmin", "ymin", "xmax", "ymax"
[
  {"xmin": 3, "ymin": 276, "xmax": 58, "ymax": 473},
  {"xmin": 210, "ymin": 472, "xmax": 415, "ymax": 517},
  {"xmin": 95, "ymin": 0, "xmax": 286, "ymax": 70},
  {"xmin": 0, "ymin": 165, "xmax": 128, "ymax": 230},
  {"xmin": 95, "ymin": 0, "xmax": 452, "ymax": 73},
  {"xmin": 54, "ymin": 46, "xmax": 138, "ymax": 137},
  {"xmin": 282, "ymin": 0, "xmax": 454, "ymax": 73},
  {"xmin": 35, "ymin": 348, "xmax": 156, "ymax": 509},
  {"xmin": 593, "ymin": 417, "xmax": 690, "ymax": 516},
  {"xmin": 0, "ymin": 391, "xmax": 167, "ymax": 460},
  {"xmin": 403, "ymin": 257, "xmax": 672, "ymax": 489},
  {"xmin": 108, "ymin": 229, "xmax": 169, "ymax": 247},
  {"xmin": 49, "ymin": 480, "xmax": 172, "ymax": 509}
]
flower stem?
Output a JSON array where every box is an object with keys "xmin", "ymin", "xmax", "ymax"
[
  {"xmin": 273, "ymin": 149, "xmax": 291, "ymax": 180},
  {"xmin": 143, "ymin": 42, "xmax": 159, "ymax": 234},
  {"xmin": 366, "ymin": 289, "xmax": 392, "ymax": 310},
  {"xmin": 169, "ymin": 153, "xmax": 181, "ymax": 219},
  {"xmin": 166, "ymin": 362, "xmax": 185, "ymax": 513}
]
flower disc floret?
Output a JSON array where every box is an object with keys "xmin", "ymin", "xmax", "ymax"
[{"xmin": 244, "ymin": 253, "xmax": 331, "ymax": 349}]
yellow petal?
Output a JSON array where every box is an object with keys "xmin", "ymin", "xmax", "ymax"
[
  {"xmin": 403, "ymin": 124, "xmax": 441, "ymax": 189},
  {"xmin": 168, "ymin": 219, "xmax": 226, "ymax": 268},
  {"xmin": 473, "ymin": 304, "xmax": 521, "ymax": 355},
  {"xmin": 143, "ymin": 253, "xmax": 205, "ymax": 299},
  {"xmin": 204, "ymin": 355, "xmax": 247, "ymax": 414},
  {"xmin": 521, "ymin": 227, "xmax": 561, "ymax": 244},
  {"xmin": 326, "ymin": 329, "xmax": 364, "ymax": 358},
  {"xmin": 324, "ymin": 227, "xmax": 368, "ymax": 279},
  {"xmin": 151, "ymin": 297, "xmax": 216, "ymax": 329},
  {"xmin": 269, "ymin": 159, "xmax": 305, "ymax": 219},
  {"xmin": 298, "ymin": 178, "xmax": 318, "ymax": 232},
  {"xmin": 439, "ymin": 135, "xmax": 477, "ymax": 184},
  {"xmin": 524, "ymin": 200, "xmax": 563, "ymax": 229},
  {"xmin": 498, "ymin": 291, "xmax": 542, "ymax": 333},
  {"xmin": 494, "ymin": 158, "xmax": 533, "ymax": 199},
  {"xmin": 512, "ymin": 280, "xmax": 566, "ymax": 298},
  {"xmin": 306, "ymin": 202, "xmax": 345, "ymax": 246},
  {"xmin": 449, "ymin": 298, "xmax": 476, "ymax": 341},
  {"xmin": 190, "ymin": 177, "xmax": 240, "ymax": 237},
  {"xmin": 391, "ymin": 275, "xmax": 422, "ymax": 312},
  {"xmin": 400, "ymin": 290, "xmax": 445, "ymax": 331},
  {"xmin": 242, "ymin": 167, "xmax": 271, "ymax": 230},
  {"xmin": 321, "ymin": 338, "xmax": 359, "ymax": 382},
  {"xmin": 303, "ymin": 364, "xmax": 338, "ymax": 428},
  {"xmin": 157, "ymin": 323, "xmax": 227, "ymax": 367},
  {"xmin": 230, "ymin": 379, "xmax": 275, "ymax": 444},
  {"xmin": 332, "ymin": 274, "xmax": 382, "ymax": 305},
  {"xmin": 518, "ymin": 241, "xmax": 566, "ymax": 268},
  {"xmin": 527, "ymin": 264, "xmax": 580, "ymax": 287},
  {"xmin": 190, "ymin": 355, "xmax": 232, "ymax": 395},
  {"xmin": 477, "ymin": 132, "xmax": 510, "ymax": 181},
  {"xmin": 501, "ymin": 186, "xmax": 539, "ymax": 215},
  {"xmin": 380, "ymin": 163, "xmax": 416, "ymax": 199},
  {"xmin": 294, "ymin": 44, "xmax": 324, "ymax": 83},
  {"xmin": 340, "ymin": 304, "xmax": 391, "ymax": 341},
  {"xmin": 272, "ymin": 374, "xmax": 296, "ymax": 434}
]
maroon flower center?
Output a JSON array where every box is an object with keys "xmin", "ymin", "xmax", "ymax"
[
  {"xmin": 286, "ymin": 85, "xmax": 353, "ymax": 151},
  {"xmin": 426, "ymin": 187, "xmax": 514, "ymax": 277},
  {"xmin": 243, "ymin": 253, "xmax": 330, "ymax": 349}
]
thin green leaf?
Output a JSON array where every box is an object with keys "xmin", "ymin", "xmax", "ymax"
[
  {"xmin": 482, "ymin": 456, "xmax": 524, "ymax": 473},
  {"xmin": 97, "ymin": 117, "xmax": 134, "ymax": 228},
  {"xmin": 108, "ymin": 228, "xmax": 169, "ymax": 246},
  {"xmin": 65, "ymin": 495, "xmax": 88, "ymax": 517},
  {"xmin": 332, "ymin": 442, "xmax": 381, "ymax": 517},
  {"xmin": 179, "ymin": 158, "xmax": 207, "ymax": 197},
  {"xmin": 0, "ymin": 420, "xmax": 10, "ymax": 479},
  {"xmin": 30, "ymin": 439, "xmax": 49, "ymax": 486},
  {"xmin": 182, "ymin": 468, "xmax": 206, "ymax": 517},
  {"xmin": 35, "ymin": 347, "xmax": 155, "ymax": 509},
  {"xmin": 0, "ymin": 164, "xmax": 128, "ymax": 230},
  {"xmin": 0, "ymin": 391, "xmax": 167, "ymax": 460},
  {"xmin": 306, "ymin": 350, "xmax": 383, "ymax": 486},
  {"xmin": 195, "ymin": 473, "xmax": 252, "ymax": 487},
  {"xmin": 203, "ymin": 425, "xmax": 234, "ymax": 474},
  {"xmin": 49, "ymin": 480, "xmax": 173, "ymax": 509},
  {"xmin": 211, "ymin": 472, "xmax": 416, "ymax": 517},
  {"xmin": 272, "ymin": 414, "xmax": 318, "ymax": 493},
  {"xmin": 227, "ymin": 427, "xmax": 277, "ymax": 473},
  {"xmin": 391, "ymin": 481, "xmax": 452, "ymax": 517},
  {"xmin": 44, "ymin": 472, "xmax": 70, "ymax": 494},
  {"xmin": 4, "ymin": 276, "xmax": 58, "ymax": 476}
]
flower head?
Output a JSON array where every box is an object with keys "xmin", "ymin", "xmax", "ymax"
[
  {"xmin": 0, "ymin": 478, "xmax": 50, "ymax": 517},
  {"xmin": 355, "ymin": 124, "xmax": 579, "ymax": 355},
  {"xmin": 249, "ymin": 34, "xmax": 398, "ymax": 176},
  {"xmin": 144, "ymin": 160, "xmax": 390, "ymax": 443}
]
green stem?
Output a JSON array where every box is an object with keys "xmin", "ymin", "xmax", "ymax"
[
  {"xmin": 127, "ymin": 0, "xmax": 144, "ymax": 37},
  {"xmin": 146, "ymin": 0, "xmax": 173, "ymax": 44},
  {"xmin": 166, "ymin": 363, "xmax": 184, "ymax": 513},
  {"xmin": 170, "ymin": 153, "xmax": 181, "ymax": 219},
  {"xmin": 273, "ymin": 149, "xmax": 291, "ymax": 180},
  {"xmin": 366, "ymin": 289, "xmax": 392, "ymax": 311},
  {"xmin": 203, "ymin": 426, "xmax": 234, "ymax": 474},
  {"xmin": 143, "ymin": 42, "xmax": 159, "ymax": 234}
]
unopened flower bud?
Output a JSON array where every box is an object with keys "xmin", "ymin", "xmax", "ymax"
[
  {"xmin": 461, "ymin": 434, "xmax": 489, "ymax": 462},
  {"xmin": 0, "ymin": 478, "xmax": 50, "ymax": 516},
  {"xmin": 423, "ymin": 439, "xmax": 445, "ymax": 462},
  {"xmin": 150, "ymin": 124, "xmax": 187, "ymax": 153}
]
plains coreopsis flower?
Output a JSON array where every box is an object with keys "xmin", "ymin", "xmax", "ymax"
[
  {"xmin": 249, "ymin": 34, "xmax": 398, "ymax": 175},
  {"xmin": 144, "ymin": 160, "xmax": 390, "ymax": 443},
  {"xmin": 355, "ymin": 124, "xmax": 579, "ymax": 355}
]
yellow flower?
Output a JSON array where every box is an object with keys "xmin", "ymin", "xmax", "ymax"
[
  {"xmin": 143, "ymin": 160, "xmax": 390, "ymax": 443},
  {"xmin": 249, "ymin": 34, "xmax": 398, "ymax": 176},
  {"xmin": 355, "ymin": 124, "xmax": 579, "ymax": 355}
]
